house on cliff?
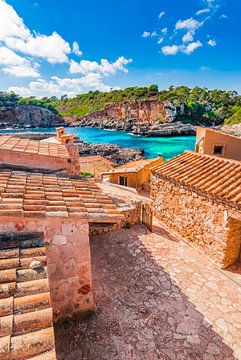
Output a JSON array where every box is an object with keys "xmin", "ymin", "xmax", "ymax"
[
  {"xmin": 101, "ymin": 157, "xmax": 163, "ymax": 193},
  {"xmin": 151, "ymin": 151, "xmax": 241, "ymax": 269}
]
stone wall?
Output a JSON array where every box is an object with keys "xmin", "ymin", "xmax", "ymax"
[
  {"xmin": 0, "ymin": 216, "xmax": 94, "ymax": 321},
  {"xmin": 89, "ymin": 200, "xmax": 142, "ymax": 235},
  {"xmin": 151, "ymin": 174, "xmax": 241, "ymax": 268},
  {"xmin": 0, "ymin": 149, "xmax": 69, "ymax": 172}
]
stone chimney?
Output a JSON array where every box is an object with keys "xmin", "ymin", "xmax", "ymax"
[
  {"xmin": 56, "ymin": 127, "xmax": 65, "ymax": 140},
  {"xmin": 66, "ymin": 143, "xmax": 80, "ymax": 176}
]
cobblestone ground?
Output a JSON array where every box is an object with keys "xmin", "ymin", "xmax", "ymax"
[{"xmin": 55, "ymin": 224, "xmax": 241, "ymax": 360}]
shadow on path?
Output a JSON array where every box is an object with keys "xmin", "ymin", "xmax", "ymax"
[{"xmin": 55, "ymin": 225, "xmax": 237, "ymax": 360}]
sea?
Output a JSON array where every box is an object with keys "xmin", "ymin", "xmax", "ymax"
[{"xmin": 0, "ymin": 127, "xmax": 196, "ymax": 161}]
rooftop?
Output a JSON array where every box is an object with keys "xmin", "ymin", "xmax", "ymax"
[
  {"xmin": 79, "ymin": 156, "xmax": 113, "ymax": 166},
  {"xmin": 151, "ymin": 151, "xmax": 241, "ymax": 210},
  {"xmin": 0, "ymin": 136, "xmax": 69, "ymax": 159},
  {"xmin": 0, "ymin": 233, "xmax": 56, "ymax": 359},
  {"xmin": 0, "ymin": 171, "xmax": 123, "ymax": 223},
  {"xmin": 104, "ymin": 158, "xmax": 159, "ymax": 174}
]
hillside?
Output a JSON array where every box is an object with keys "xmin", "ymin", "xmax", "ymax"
[{"xmin": 0, "ymin": 86, "xmax": 241, "ymax": 130}]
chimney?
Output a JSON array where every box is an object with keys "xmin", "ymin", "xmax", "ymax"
[
  {"xmin": 66, "ymin": 143, "xmax": 80, "ymax": 176},
  {"xmin": 56, "ymin": 127, "xmax": 65, "ymax": 140}
]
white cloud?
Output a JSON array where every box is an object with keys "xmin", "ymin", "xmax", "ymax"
[
  {"xmin": 219, "ymin": 14, "xmax": 228, "ymax": 19},
  {"xmin": 72, "ymin": 41, "xmax": 83, "ymax": 56},
  {"xmin": 2, "ymin": 65, "xmax": 39, "ymax": 78},
  {"xmin": 162, "ymin": 45, "xmax": 180, "ymax": 56},
  {"xmin": 175, "ymin": 18, "xmax": 202, "ymax": 31},
  {"xmin": 142, "ymin": 31, "xmax": 151, "ymax": 38},
  {"xmin": 158, "ymin": 11, "xmax": 165, "ymax": 19},
  {"xmin": 196, "ymin": 8, "xmax": 210, "ymax": 16},
  {"xmin": 0, "ymin": 0, "xmax": 71, "ymax": 63},
  {"xmin": 151, "ymin": 31, "xmax": 158, "ymax": 37},
  {"xmin": 182, "ymin": 31, "xmax": 194, "ymax": 43},
  {"xmin": 0, "ymin": 46, "xmax": 39, "ymax": 77},
  {"xmin": 162, "ymin": 41, "xmax": 203, "ymax": 56},
  {"xmin": 0, "ymin": 46, "xmax": 27, "ymax": 66},
  {"xmin": 182, "ymin": 41, "xmax": 203, "ymax": 54},
  {"xmin": 161, "ymin": 27, "xmax": 168, "ymax": 34},
  {"xmin": 157, "ymin": 37, "xmax": 164, "ymax": 44},
  {"xmin": 69, "ymin": 56, "xmax": 132, "ymax": 76},
  {"xmin": 207, "ymin": 39, "xmax": 217, "ymax": 46},
  {"xmin": 9, "ymin": 73, "xmax": 118, "ymax": 98}
]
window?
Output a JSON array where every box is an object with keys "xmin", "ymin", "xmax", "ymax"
[
  {"xmin": 119, "ymin": 176, "xmax": 127, "ymax": 186},
  {"xmin": 213, "ymin": 145, "xmax": 224, "ymax": 156}
]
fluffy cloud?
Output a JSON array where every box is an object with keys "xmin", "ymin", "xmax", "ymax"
[
  {"xmin": 0, "ymin": 0, "xmax": 71, "ymax": 63},
  {"xmin": 0, "ymin": 46, "xmax": 40, "ymax": 77},
  {"xmin": 162, "ymin": 41, "xmax": 203, "ymax": 56},
  {"xmin": 182, "ymin": 31, "xmax": 194, "ymax": 43},
  {"xmin": 72, "ymin": 41, "xmax": 83, "ymax": 56},
  {"xmin": 69, "ymin": 56, "xmax": 132, "ymax": 76},
  {"xmin": 2, "ymin": 65, "xmax": 39, "ymax": 78},
  {"xmin": 207, "ymin": 39, "xmax": 217, "ymax": 46},
  {"xmin": 162, "ymin": 45, "xmax": 180, "ymax": 56},
  {"xmin": 0, "ymin": 46, "xmax": 27, "ymax": 66},
  {"xmin": 9, "ymin": 73, "xmax": 118, "ymax": 98},
  {"xmin": 175, "ymin": 18, "xmax": 202, "ymax": 31},
  {"xmin": 182, "ymin": 41, "xmax": 203, "ymax": 54}
]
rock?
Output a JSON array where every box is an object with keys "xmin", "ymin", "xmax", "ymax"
[
  {"xmin": 67, "ymin": 99, "xmax": 196, "ymax": 137},
  {"xmin": 0, "ymin": 105, "xmax": 67, "ymax": 129}
]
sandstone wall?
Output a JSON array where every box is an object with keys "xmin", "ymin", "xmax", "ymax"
[
  {"xmin": 151, "ymin": 174, "xmax": 241, "ymax": 268},
  {"xmin": 0, "ymin": 149, "xmax": 69, "ymax": 172},
  {"xmin": 0, "ymin": 217, "xmax": 94, "ymax": 321}
]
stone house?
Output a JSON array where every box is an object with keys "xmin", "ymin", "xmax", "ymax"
[
  {"xmin": 195, "ymin": 127, "xmax": 241, "ymax": 161},
  {"xmin": 0, "ymin": 170, "xmax": 123, "ymax": 359},
  {"xmin": 79, "ymin": 155, "xmax": 113, "ymax": 182},
  {"xmin": 0, "ymin": 135, "xmax": 80, "ymax": 176},
  {"xmin": 151, "ymin": 151, "xmax": 241, "ymax": 269},
  {"xmin": 102, "ymin": 157, "xmax": 163, "ymax": 193}
]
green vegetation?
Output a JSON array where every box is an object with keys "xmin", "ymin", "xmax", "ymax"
[
  {"xmin": 0, "ymin": 85, "xmax": 241, "ymax": 125},
  {"xmin": 81, "ymin": 172, "xmax": 94, "ymax": 177}
]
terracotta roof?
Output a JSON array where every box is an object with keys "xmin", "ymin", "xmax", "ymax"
[
  {"xmin": 104, "ymin": 158, "xmax": 159, "ymax": 174},
  {"xmin": 0, "ymin": 136, "xmax": 69, "ymax": 159},
  {"xmin": 0, "ymin": 171, "xmax": 123, "ymax": 223},
  {"xmin": 79, "ymin": 156, "xmax": 113, "ymax": 166},
  {"xmin": 0, "ymin": 233, "xmax": 56, "ymax": 359},
  {"xmin": 151, "ymin": 151, "xmax": 241, "ymax": 210}
]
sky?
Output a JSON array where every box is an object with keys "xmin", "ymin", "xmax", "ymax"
[{"xmin": 0, "ymin": 0, "xmax": 240, "ymax": 98}]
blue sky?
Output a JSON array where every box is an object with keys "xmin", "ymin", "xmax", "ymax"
[{"xmin": 0, "ymin": 0, "xmax": 240, "ymax": 97}]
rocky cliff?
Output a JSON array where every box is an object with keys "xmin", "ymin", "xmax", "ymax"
[
  {"xmin": 68, "ymin": 99, "xmax": 195, "ymax": 136},
  {"xmin": 0, "ymin": 105, "xmax": 67, "ymax": 129}
]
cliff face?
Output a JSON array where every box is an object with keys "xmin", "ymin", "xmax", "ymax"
[
  {"xmin": 0, "ymin": 105, "xmax": 66, "ymax": 129},
  {"xmin": 69, "ymin": 99, "xmax": 194, "ymax": 136}
]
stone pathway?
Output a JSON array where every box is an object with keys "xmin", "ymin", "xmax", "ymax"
[{"xmin": 55, "ymin": 224, "xmax": 241, "ymax": 360}]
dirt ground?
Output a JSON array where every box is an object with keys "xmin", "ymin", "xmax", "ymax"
[{"xmin": 55, "ymin": 224, "xmax": 240, "ymax": 360}]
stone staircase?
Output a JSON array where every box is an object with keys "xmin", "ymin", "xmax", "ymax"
[{"xmin": 0, "ymin": 233, "xmax": 56, "ymax": 359}]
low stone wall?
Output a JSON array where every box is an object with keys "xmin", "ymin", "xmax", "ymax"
[
  {"xmin": 0, "ymin": 216, "xmax": 94, "ymax": 321},
  {"xmin": 151, "ymin": 174, "xmax": 241, "ymax": 268},
  {"xmin": 0, "ymin": 149, "xmax": 69, "ymax": 172},
  {"xmin": 89, "ymin": 200, "xmax": 142, "ymax": 236}
]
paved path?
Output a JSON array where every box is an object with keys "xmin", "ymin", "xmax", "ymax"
[{"xmin": 55, "ymin": 224, "xmax": 241, "ymax": 360}]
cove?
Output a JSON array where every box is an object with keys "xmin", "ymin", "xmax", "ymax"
[{"xmin": 0, "ymin": 127, "xmax": 196, "ymax": 160}]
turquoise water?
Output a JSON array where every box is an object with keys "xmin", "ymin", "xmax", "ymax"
[{"xmin": 0, "ymin": 127, "xmax": 196, "ymax": 160}]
